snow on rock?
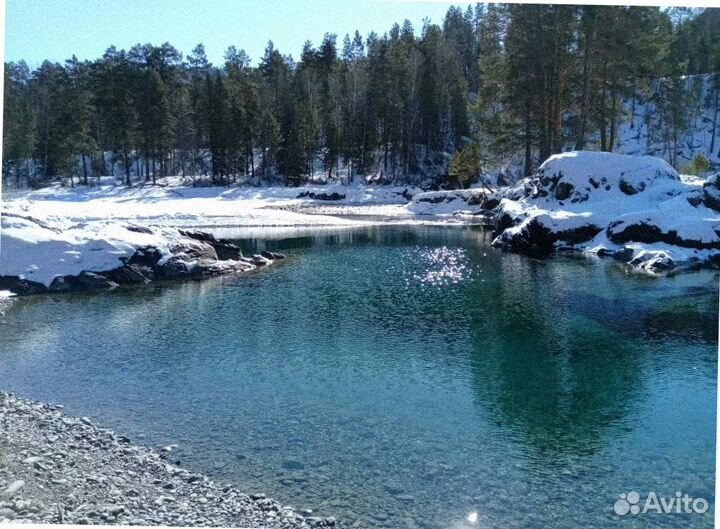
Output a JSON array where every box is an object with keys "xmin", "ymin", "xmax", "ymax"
[
  {"xmin": 491, "ymin": 151, "xmax": 720, "ymax": 272},
  {"xmin": 1, "ymin": 214, "xmax": 175, "ymax": 288},
  {"xmin": 0, "ymin": 213, "xmax": 284, "ymax": 295},
  {"xmin": 407, "ymin": 189, "xmax": 493, "ymax": 216}
]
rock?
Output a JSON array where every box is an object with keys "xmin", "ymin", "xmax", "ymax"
[
  {"xmin": 0, "ymin": 276, "xmax": 48, "ymax": 295},
  {"xmin": 607, "ymin": 219, "xmax": 720, "ymax": 250},
  {"xmin": 106, "ymin": 264, "xmax": 153, "ymax": 284},
  {"xmin": 75, "ymin": 272, "xmax": 118, "ymax": 291},
  {"xmin": 125, "ymin": 225, "xmax": 154, "ymax": 234},
  {"xmin": 555, "ymin": 181, "xmax": 574, "ymax": 200},
  {"xmin": 126, "ymin": 246, "xmax": 163, "ymax": 268},
  {"xmin": 260, "ymin": 250, "xmax": 286, "ymax": 260},
  {"xmin": 2, "ymin": 480, "xmax": 25, "ymax": 499},
  {"xmin": 281, "ymin": 460, "xmax": 305, "ymax": 470},
  {"xmin": 252, "ymin": 255, "xmax": 272, "ymax": 266},
  {"xmin": 703, "ymin": 173, "xmax": 720, "ymax": 211},
  {"xmin": 22, "ymin": 456, "xmax": 43, "ymax": 464},
  {"xmin": 296, "ymin": 191, "xmax": 346, "ymax": 201},
  {"xmin": 384, "ymin": 482, "xmax": 405, "ymax": 495},
  {"xmin": 619, "ymin": 178, "xmax": 645, "ymax": 195}
]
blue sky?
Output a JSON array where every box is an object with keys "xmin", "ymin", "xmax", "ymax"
[{"xmin": 5, "ymin": 0, "xmax": 459, "ymax": 67}]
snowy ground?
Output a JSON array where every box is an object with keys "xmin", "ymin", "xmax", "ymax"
[
  {"xmin": 2, "ymin": 151, "xmax": 719, "ymax": 290},
  {"xmin": 0, "ymin": 182, "xmax": 468, "ymax": 289}
]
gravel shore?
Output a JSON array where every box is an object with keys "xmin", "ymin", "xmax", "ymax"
[{"xmin": 0, "ymin": 392, "xmax": 338, "ymax": 527}]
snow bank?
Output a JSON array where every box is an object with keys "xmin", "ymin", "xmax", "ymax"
[
  {"xmin": 1, "ymin": 214, "xmax": 180, "ymax": 287},
  {"xmin": 492, "ymin": 151, "xmax": 720, "ymax": 272}
]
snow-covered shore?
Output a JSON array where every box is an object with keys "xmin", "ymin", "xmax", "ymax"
[{"xmin": 2, "ymin": 150, "xmax": 720, "ymax": 292}]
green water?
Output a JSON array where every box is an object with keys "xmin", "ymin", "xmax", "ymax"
[{"xmin": 0, "ymin": 225, "xmax": 716, "ymax": 528}]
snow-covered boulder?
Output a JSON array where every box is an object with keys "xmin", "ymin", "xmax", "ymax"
[
  {"xmin": 491, "ymin": 151, "xmax": 720, "ymax": 272},
  {"xmin": 407, "ymin": 189, "xmax": 495, "ymax": 215},
  {"xmin": 0, "ymin": 215, "xmax": 283, "ymax": 295},
  {"xmin": 702, "ymin": 173, "xmax": 720, "ymax": 211}
]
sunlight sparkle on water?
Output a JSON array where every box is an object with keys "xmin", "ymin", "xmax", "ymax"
[{"xmin": 414, "ymin": 246, "xmax": 469, "ymax": 286}]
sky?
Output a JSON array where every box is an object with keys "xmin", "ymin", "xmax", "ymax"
[{"xmin": 5, "ymin": 0, "xmax": 459, "ymax": 68}]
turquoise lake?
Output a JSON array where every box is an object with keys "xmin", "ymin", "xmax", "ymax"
[{"xmin": 0, "ymin": 225, "xmax": 717, "ymax": 528}]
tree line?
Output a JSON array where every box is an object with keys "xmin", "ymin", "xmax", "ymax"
[{"xmin": 3, "ymin": 4, "xmax": 720, "ymax": 188}]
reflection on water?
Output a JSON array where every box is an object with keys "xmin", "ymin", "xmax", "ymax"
[{"xmin": 0, "ymin": 225, "xmax": 716, "ymax": 529}]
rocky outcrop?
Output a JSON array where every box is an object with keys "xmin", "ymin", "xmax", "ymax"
[
  {"xmin": 1, "ymin": 230, "xmax": 286, "ymax": 296},
  {"xmin": 606, "ymin": 219, "xmax": 720, "ymax": 250},
  {"xmin": 703, "ymin": 174, "xmax": 720, "ymax": 211},
  {"xmin": 296, "ymin": 191, "xmax": 346, "ymax": 201},
  {"xmin": 489, "ymin": 151, "xmax": 720, "ymax": 273}
]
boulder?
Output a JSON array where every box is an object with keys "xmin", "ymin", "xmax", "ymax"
[
  {"xmin": 260, "ymin": 250, "xmax": 286, "ymax": 261},
  {"xmin": 0, "ymin": 276, "xmax": 48, "ymax": 295},
  {"xmin": 607, "ymin": 220, "xmax": 720, "ymax": 250},
  {"xmin": 75, "ymin": 272, "xmax": 119, "ymax": 291},
  {"xmin": 126, "ymin": 247, "xmax": 163, "ymax": 268},
  {"xmin": 703, "ymin": 174, "xmax": 720, "ymax": 211}
]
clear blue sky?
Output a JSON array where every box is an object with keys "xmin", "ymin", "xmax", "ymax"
[{"xmin": 6, "ymin": 0, "xmax": 460, "ymax": 67}]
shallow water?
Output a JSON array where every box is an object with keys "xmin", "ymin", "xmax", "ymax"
[{"xmin": 0, "ymin": 225, "xmax": 717, "ymax": 528}]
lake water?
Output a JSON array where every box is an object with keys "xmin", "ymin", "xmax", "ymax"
[{"xmin": 0, "ymin": 225, "xmax": 717, "ymax": 528}]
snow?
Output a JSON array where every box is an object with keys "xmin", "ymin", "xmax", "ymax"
[
  {"xmin": 2, "ymin": 152, "xmax": 720, "ymax": 287},
  {"xmin": 492, "ymin": 151, "xmax": 720, "ymax": 270},
  {"xmin": 0, "ymin": 182, "xmax": 424, "ymax": 289},
  {"xmin": 1, "ymin": 182, "xmax": 418, "ymax": 230},
  {"xmin": 0, "ymin": 214, "xmax": 185, "ymax": 286}
]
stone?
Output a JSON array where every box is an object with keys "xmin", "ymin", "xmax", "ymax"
[
  {"xmin": 2, "ymin": 480, "xmax": 25, "ymax": 499},
  {"xmin": 75, "ymin": 272, "xmax": 118, "ymax": 291}
]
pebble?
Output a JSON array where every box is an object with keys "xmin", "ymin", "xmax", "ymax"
[
  {"xmin": 0, "ymin": 391, "xmax": 333, "ymax": 528},
  {"xmin": 2, "ymin": 480, "xmax": 25, "ymax": 498}
]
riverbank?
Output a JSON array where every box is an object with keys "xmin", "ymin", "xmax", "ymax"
[
  {"xmin": 0, "ymin": 391, "xmax": 337, "ymax": 527},
  {"xmin": 2, "ymin": 150, "xmax": 720, "ymax": 291}
]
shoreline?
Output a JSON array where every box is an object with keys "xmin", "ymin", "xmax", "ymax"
[{"xmin": 0, "ymin": 391, "xmax": 338, "ymax": 527}]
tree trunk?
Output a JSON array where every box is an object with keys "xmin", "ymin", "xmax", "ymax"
[
  {"xmin": 711, "ymin": 88, "xmax": 718, "ymax": 156},
  {"xmin": 608, "ymin": 88, "xmax": 618, "ymax": 152},
  {"xmin": 123, "ymin": 148, "xmax": 131, "ymax": 186},
  {"xmin": 82, "ymin": 154, "xmax": 88, "ymax": 185},
  {"xmin": 524, "ymin": 98, "xmax": 533, "ymax": 177}
]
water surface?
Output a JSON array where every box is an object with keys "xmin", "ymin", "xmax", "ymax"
[{"xmin": 0, "ymin": 225, "xmax": 717, "ymax": 528}]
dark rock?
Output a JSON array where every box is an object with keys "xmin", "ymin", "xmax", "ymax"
[
  {"xmin": 703, "ymin": 174, "xmax": 720, "ymax": 211},
  {"xmin": 75, "ymin": 272, "xmax": 118, "ymax": 291},
  {"xmin": 252, "ymin": 255, "xmax": 271, "ymax": 267},
  {"xmin": 49, "ymin": 276, "xmax": 74, "ymax": 293},
  {"xmin": 158, "ymin": 257, "xmax": 192, "ymax": 279},
  {"xmin": 555, "ymin": 181, "xmax": 574, "ymax": 200},
  {"xmin": 493, "ymin": 212, "xmax": 515, "ymax": 237},
  {"xmin": 125, "ymin": 225, "xmax": 153, "ymax": 234},
  {"xmin": 612, "ymin": 247, "xmax": 635, "ymax": 262},
  {"xmin": 213, "ymin": 242, "xmax": 242, "ymax": 261},
  {"xmin": 0, "ymin": 276, "xmax": 48, "ymax": 295},
  {"xmin": 260, "ymin": 250, "xmax": 286, "ymax": 261},
  {"xmin": 296, "ymin": 191, "xmax": 346, "ymax": 201},
  {"xmin": 126, "ymin": 247, "xmax": 163, "ymax": 268},
  {"xmin": 168, "ymin": 241, "xmax": 218, "ymax": 262},
  {"xmin": 607, "ymin": 220, "xmax": 720, "ymax": 250},
  {"xmin": 492, "ymin": 219, "xmax": 557, "ymax": 256},
  {"xmin": 619, "ymin": 178, "xmax": 645, "ymax": 195},
  {"xmin": 555, "ymin": 224, "xmax": 602, "ymax": 245},
  {"xmin": 105, "ymin": 264, "xmax": 153, "ymax": 285}
]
